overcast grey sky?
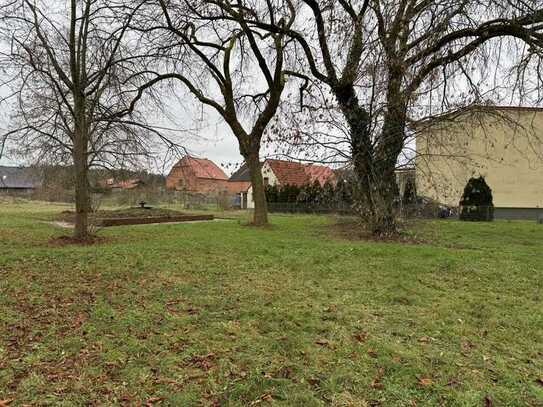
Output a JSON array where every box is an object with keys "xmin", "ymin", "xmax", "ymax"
[{"xmin": 2, "ymin": 1, "xmax": 540, "ymax": 176}]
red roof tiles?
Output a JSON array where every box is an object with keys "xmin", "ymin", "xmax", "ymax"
[
  {"xmin": 266, "ymin": 159, "xmax": 334, "ymax": 187},
  {"xmin": 304, "ymin": 164, "xmax": 335, "ymax": 186},
  {"xmin": 101, "ymin": 178, "xmax": 144, "ymax": 190},
  {"xmin": 227, "ymin": 181, "xmax": 251, "ymax": 193},
  {"xmin": 174, "ymin": 157, "xmax": 228, "ymax": 180}
]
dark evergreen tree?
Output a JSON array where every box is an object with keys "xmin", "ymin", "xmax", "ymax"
[
  {"xmin": 403, "ymin": 179, "xmax": 416, "ymax": 206},
  {"xmin": 459, "ymin": 176, "xmax": 494, "ymax": 221},
  {"xmin": 322, "ymin": 181, "xmax": 335, "ymax": 206},
  {"xmin": 265, "ymin": 184, "xmax": 279, "ymax": 203},
  {"xmin": 288, "ymin": 185, "xmax": 301, "ymax": 203}
]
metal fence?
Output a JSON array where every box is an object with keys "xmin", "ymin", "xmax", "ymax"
[
  {"xmin": 267, "ymin": 201, "xmax": 461, "ymax": 220},
  {"xmin": 267, "ymin": 202, "xmax": 355, "ymax": 215}
]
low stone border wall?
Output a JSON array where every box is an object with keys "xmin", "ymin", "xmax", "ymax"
[{"xmin": 98, "ymin": 214, "xmax": 214, "ymax": 227}]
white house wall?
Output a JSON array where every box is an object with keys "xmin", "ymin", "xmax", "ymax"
[{"xmin": 245, "ymin": 161, "xmax": 279, "ymax": 209}]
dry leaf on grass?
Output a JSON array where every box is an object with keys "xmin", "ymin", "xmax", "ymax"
[
  {"xmin": 315, "ymin": 338, "xmax": 331, "ymax": 347},
  {"xmin": 353, "ymin": 331, "xmax": 368, "ymax": 343},
  {"xmin": 324, "ymin": 304, "xmax": 337, "ymax": 312},
  {"xmin": 250, "ymin": 393, "xmax": 273, "ymax": 405},
  {"xmin": 370, "ymin": 367, "xmax": 385, "ymax": 389},
  {"xmin": 145, "ymin": 396, "xmax": 164, "ymax": 406},
  {"xmin": 307, "ymin": 377, "xmax": 321, "ymax": 386},
  {"xmin": 187, "ymin": 352, "xmax": 217, "ymax": 371},
  {"xmin": 417, "ymin": 376, "xmax": 433, "ymax": 386},
  {"xmin": 446, "ymin": 378, "xmax": 459, "ymax": 386},
  {"xmin": 370, "ymin": 378, "xmax": 384, "ymax": 389}
]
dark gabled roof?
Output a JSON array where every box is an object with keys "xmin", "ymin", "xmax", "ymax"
[
  {"xmin": 0, "ymin": 166, "xmax": 42, "ymax": 189},
  {"xmin": 229, "ymin": 162, "xmax": 256, "ymax": 182}
]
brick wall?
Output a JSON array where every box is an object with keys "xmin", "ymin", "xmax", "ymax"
[{"xmin": 166, "ymin": 167, "xmax": 230, "ymax": 193}]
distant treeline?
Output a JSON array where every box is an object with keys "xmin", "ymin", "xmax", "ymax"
[
  {"xmin": 36, "ymin": 165, "xmax": 165, "ymax": 190},
  {"xmin": 31, "ymin": 165, "xmax": 165, "ymax": 202}
]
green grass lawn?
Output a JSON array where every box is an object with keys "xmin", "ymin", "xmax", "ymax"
[{"xmin": 0, "ymin": 201, "xmax": 542, "ymax": 406}]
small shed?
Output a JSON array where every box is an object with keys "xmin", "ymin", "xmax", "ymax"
[{"xmin": 0, "ymin": 166, "xmax": 42, "ymax": 195}]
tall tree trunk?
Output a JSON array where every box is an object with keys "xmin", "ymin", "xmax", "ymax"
[
  {"xmin": 73, "ymin": 110, "xmax": 91, "ymax": 240},
  {"xmin": 335, "ymin": 86, "xmax": 379, "ymax": 221},
  {"xmin": 370, "ymin": 68, "xmax": 408, "ymax": 235},
  {"xmin": 245, "ymin": 153, "xmax": 268, "ymax": 226},
  {"xmin": 370, "ymin": 114, "xmax": 405, "ymax": 235},
  {"xmin": 335, "ymin": 81, "xmax": 407, "ymax": 236}
]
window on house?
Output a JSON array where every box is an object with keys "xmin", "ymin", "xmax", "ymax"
[{"xmin": 264, "ymin": 177, "xmax": 269, "ymax": 186}]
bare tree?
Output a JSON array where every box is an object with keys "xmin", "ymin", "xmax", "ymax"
[
  {"xmin": 250, "ymin": 0, "xmax": 543, "ymax": 234},
  {"xmin": 0, "ymin": 0, "xmax": 180, "ymax": 239},
  {"xmin": 129, "ymin": 0, "xmax": 297, "ymax": 225}
]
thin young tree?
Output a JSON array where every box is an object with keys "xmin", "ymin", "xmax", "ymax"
[
  {"xmin": 129, "ymin": 0, "xmax": 296, "ymax": 225},
  {"xmin": 0, "ymin": 0, "xmax": 179, "ymax": 239}
]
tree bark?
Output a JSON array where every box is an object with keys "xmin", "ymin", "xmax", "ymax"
[
  {"xmin": 337, "ymin": 88, "xmax": 373, "ymax": 206},
  {"xmin": 245, "ymin": 153, "xmax": 268, "ymax": 226},
  {"xmin": 370, "ymin": 65, "xmax": 408, "ymax": 235},
  {"xmin": 73, "ymin": 148, "xmax": 91, "ymax": 240},
  {"xmin": 334, "ymin": 79, "xmax": 407, "ymax": 236},
  {"xmin": 72, "ymin": 103, "xmax": 91, "ymax": 240}
]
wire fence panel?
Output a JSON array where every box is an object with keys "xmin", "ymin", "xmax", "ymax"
[{"xmin": 267, "ymin": 201, "xmax": 461, "ymax": 220}]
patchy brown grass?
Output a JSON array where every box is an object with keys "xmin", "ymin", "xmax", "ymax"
[
  {"xmin": 325, "ymin": 216, "xmax": 429, "ymax": 244},
  {"xmin": 48, "ymin": 235, "xmax": 109, "ymax": 246},
  {"xmin": 2, "ymin": 204, "xmax": 543, "ymax": 405}
]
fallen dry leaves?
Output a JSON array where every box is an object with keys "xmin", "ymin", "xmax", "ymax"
[
  {"xmin": 370, "ymin": 367, "xmax": 385, "ymax": 390},
  {"xmin": 353, "ymin": 331, "xmax": 368, "ymax": 343},
  {"xmin": 416, "ymin": 376, "xmax": 433, "ymax": 386},
  {"xmin": 186, "ymin": 352, "xmax": 217, "ymax": 371},
  {"xmin": 145, "ymin": 396, "xmax": 164, "ymax": 406},
  {"xmin": 250, "ymin": 393, "xmax": 273, "ymax": 405},
  {"xmin": 315, "ymin": 338, "xmax": 332, "ymax": 348}
]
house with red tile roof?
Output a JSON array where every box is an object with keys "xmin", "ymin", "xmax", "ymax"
[
  {"xmin": 166, "ymin": 156, "xmax": 229, "ymax": 194},
  {"xmin": 243, "ymin": 159, "xmax": 335, "ymax": 209},
  {"xmin": 165, "ymin": 156, "xmax": 335, "ymax": 207}
]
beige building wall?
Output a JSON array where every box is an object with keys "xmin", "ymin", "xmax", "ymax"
[{"xmin": 416, "ymin": 108, "xmax": 543, "ymax": 208}]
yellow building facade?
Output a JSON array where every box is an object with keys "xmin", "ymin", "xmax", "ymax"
[{"xmin": 416, "ymin": 106, "xmax": 543, "ymax": 217}]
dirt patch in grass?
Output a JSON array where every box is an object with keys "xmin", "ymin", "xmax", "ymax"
[
  {"xmin": 326, "ymin": 217, "xmax": 428, "ymax": 244},
  {"xmin": 48, "ymin": 235, "xmax": 109, "ymax": 246}
]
